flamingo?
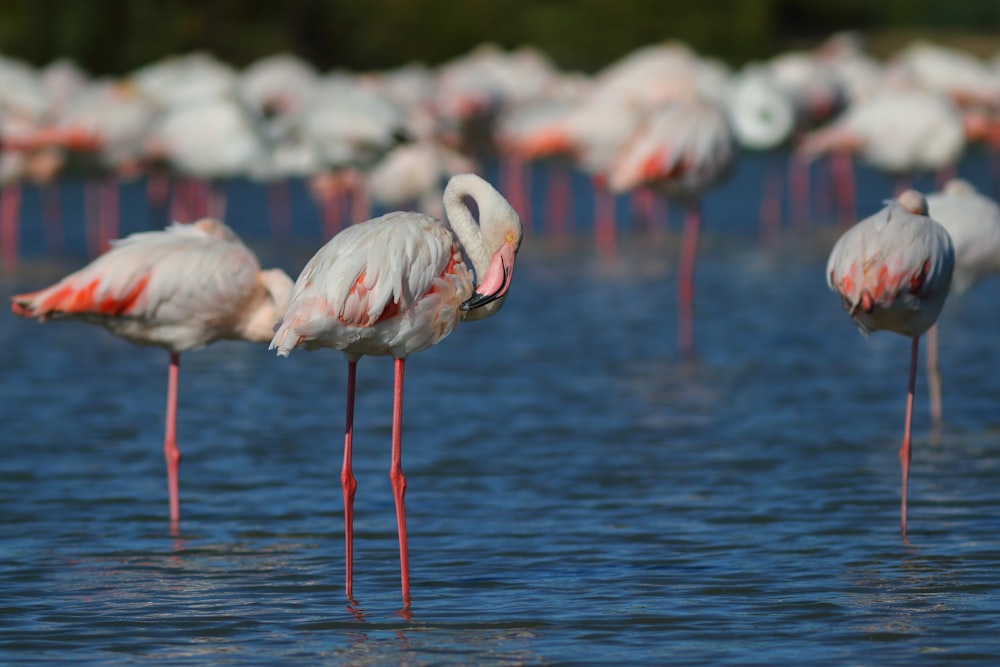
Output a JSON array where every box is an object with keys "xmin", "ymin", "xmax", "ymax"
[
  {"xmin": 270, "ymin": 173, "xmax": 523, "ymax": 607},
  {"xmin": 796, "ymin": 89, "xmax": 978, "ymax": 194},
  {"xmin": 923, "ymin": 179, "xmax": 1000, "ymax": 423},
  {"xmin": 827, "ymin": 189, "xmax": 954, "ymax": 538},
  {"xmin": 10, "ymin": 219, "xmax": 293, "ymax": 529},
  {"xmin": 607, "ymin": 95, "xmax": 736, "ymax": 358}
]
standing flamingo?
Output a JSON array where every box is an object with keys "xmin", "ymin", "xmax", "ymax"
[
  {"xmin": 270, "ymin": 173, "xmax": 523, "ymax": 607},
  {"xmin": 827, "ymin": 190, "xmax": 954, "ymax": 538},
  {"xmin": 607, "ymin": 96, "xmax": 735, "ymax": 358},
  {"xmin": 10, "ymin": 219, "xmax": 293, "ymax": 529},
  {"xmin": 924, "ymin": 179, "xmax": 1000, "ymax": 423}
]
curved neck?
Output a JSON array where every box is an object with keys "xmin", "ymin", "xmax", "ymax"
[{"xmin": 442, "ymin": 176, "xmax": 490, "ymax": 277}]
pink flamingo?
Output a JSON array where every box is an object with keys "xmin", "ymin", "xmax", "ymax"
[
  {"xmin": 271, "ymin": 173, "xmax": 523, "ymax": 608},
  {"xmin": 827, "ymin": 190, "xmax": 954, "ymax": 538},
  {"xmin": 10, "ymin": 219, "xmax": 293, "ymax": 529},
  {"xmin": 607, "ymin": 97, "xmax": 735, "ymax": 358},
  {"xmin": 924, "ymin": 179, "xmax": 1000, "ymax": 424}
]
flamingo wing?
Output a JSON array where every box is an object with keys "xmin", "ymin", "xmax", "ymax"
[
  {"xmin": 272, "ymin": 212, "xmax": 463, "ymax": 356},
  {"xmin": 827, "ymin": 200, "xmax": 954, "ymax": 335},
  {"xmin": 12, "ymin": 222, "xmax": 261, "ymax": 348}
]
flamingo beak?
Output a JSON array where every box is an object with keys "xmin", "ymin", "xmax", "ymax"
[{"xmin": 460, "ymin": 243, "xmax": 516, "ymax": 311}]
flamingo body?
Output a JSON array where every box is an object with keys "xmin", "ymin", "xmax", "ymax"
[
  {"xmin": 827, "ymin": 190, "xmax": 954, "ymax": 538},
  {"xmin": 925, "ymin": 179, "xmax": 1000, "ymax": 295},
  {"xmin": 11, "ymin": 218, "xmax": 294, "ymax": 526},
  {"xmin": 827, "ymin": 190, "xmax": 954, "ymax": 336},
  {"xmin": 13, "ymin": 219, "xmax": 291, "ymax": 349},
  {"xmin": 272, "ymin": 210, "xmax": 472, "ymax": 359},
  {"xmin": 271, "ymin": 173, "xmax": 522, "ymax": 606}
]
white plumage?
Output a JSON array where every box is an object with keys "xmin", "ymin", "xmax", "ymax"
[{"xmin": 271, "ymin": 173, "xmax": 523, "ymax": 606}]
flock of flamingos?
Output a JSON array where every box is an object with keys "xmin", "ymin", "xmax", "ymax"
[{"xmin": 4, "ymin": 32, "xmax": 1000, "ymax": 607}]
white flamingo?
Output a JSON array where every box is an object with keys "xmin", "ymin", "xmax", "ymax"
[
  {"xmin": 270, "ymin": 173, "xmax": 523, "ymax": 607},
  {"xmin": 827, "ymin": 190, "xmax": 954, "ymax": 538},
  {"xmin": 923, "ymin": 179, "xmax": 1000, "ymax": 423},
  {"xmin": 11, "ymin": 219, "xmax": 293, "ymax": 529}
]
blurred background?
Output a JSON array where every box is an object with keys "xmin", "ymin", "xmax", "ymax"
[
  {"xmin": 0, "ymin": 0, "xmax": 998, "ymax": 265},
  {"xmin": 1, "ymin": 0, "xmax": 999, "ymax": 74}
]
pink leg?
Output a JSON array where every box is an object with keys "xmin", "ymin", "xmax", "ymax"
[
  {"xmin": 502, "ymin": 153, "xmax": 529, "ymax": 233},
  {"xmin": 390, "ymin": 358, "xmax": 411, "ymax": 607},
  {"xmin": 759, "ymin": 165, "xmax": 782, "ymax": 249},
  {"xmin": 342, "ymin": 360, "xmax": 359, "ymax": 603},
  {"xmin": 547, "ymin": 164, "xmax": 570, "ymax": 241},
  {"xmin": 677, "ymin": 205, "xmax": 700, "ymax": 358},
  {"xmin": 831, "ymin": 151, "xmax": 856, "ymax": 228},
  {"xmin": 0, "ymin": 183, "xmax": 22, "ymax": 272},
  {"xmin": 594, "ymin": 185, "xmax": 617, "ymax": 258},
  {"xmin": 900, "ymin": 336, "xmax": 919, "ymax": 539},
  {"xmin": 788, "ymin": 155, "xmax": 810, "ymax": 229},
  {"xmin": 164, "ymin": 352, "xmax": 181, "ymax": 527},
  {"xmin": 101, "ymin": 176, "xmax": 119, "ymax": 253},
  {"xmin": 267, "ymin": 180, "xmax": 292, "ymax": 240},
  {"xmin": 925, "ymin": 323, "xmax": 942, "ymax": 425},
  {"xmin": 85, "ymin": 179, "xmax": 101, "ymax": 257}
]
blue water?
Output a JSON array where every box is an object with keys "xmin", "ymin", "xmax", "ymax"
[{"xmin": 2, "ymin": 153, "xmax": 1000, "ymax": 665}]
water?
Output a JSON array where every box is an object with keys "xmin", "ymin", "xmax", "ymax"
[{"xmin": 2, "ymin": 154, "xmax": 1000, "ymax": 665}]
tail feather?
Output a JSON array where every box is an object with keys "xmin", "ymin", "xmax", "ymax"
[
  {"xmin": 269, "ymin": 296, "xmax": 331, "ymax": 356},
  {"xmin": 269, "ymin": 316, "xmax": 305, "ymax": 357}
]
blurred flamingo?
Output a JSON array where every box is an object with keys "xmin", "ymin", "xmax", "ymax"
[
  {"xmin": 270, "ymin": 173, "xmax": 523, "ymax": 607},
  {"xmin": 608, "ymin": 96, "xmax": 736, "ymax": 358},
  {"xmin": 923, "ymin": 179, "xmax": 1000, "ymax": 424},
  {"xmin": 11, "ymin": 219, "xmax": 293, "ymax": 529},
  {"xmin": 827, "ymin": 190, "xmax": 954, "ymax": 538}
]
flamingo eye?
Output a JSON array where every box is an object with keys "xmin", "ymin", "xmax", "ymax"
[{"xmin": 505, "ymin": 232, "xmax": 514, "ymax": 244}]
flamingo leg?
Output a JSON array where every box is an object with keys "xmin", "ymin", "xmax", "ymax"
[
  {"xmin": 101, "ymin": 175, "xmax": 119, "ymax": 254},
  {"xmin": 594, "ymin": 185, "xmax": 617, "ymax": 258},
  {"xmin": 390, "ymin": 357, "xmax": 411, "ymax": 607},
  {"xmin": 677, "ymin": 204, "xmax": 701, "ymax": 358},
  {"xmin": 342, "ymin": 360, "xmax": 359, "ymax": 603},
  {"xmin": 164, "ymin": 352, "xmax": 181, "ymax": 527},
  {"xmin": 926, "ymin": 323, "xmax": 942, "ymax": 425},
  {"xmin": 760, "ymin": 164, "xmax": 782, "ymax": 249},
  {"xmin": 788, "ymin": 154, "xmax": 810, "ymax": 228},
  {"xmin": 547, "ymin": 163, "xmax": 570, "ymax": 241},
  {"xmin": 267, "ymin": 180, "xmax": 292, "ymax": 241},
  {"xmin": 831, "ymin": 151, "xmax": 856, "ymax": 228},
  {"xmin": 900, "ymin": 336, "xmax": 919, "ymax": 539},
  {"xmin": 0, "ymin": 183, "xmax": 22, "ymax": 272}
]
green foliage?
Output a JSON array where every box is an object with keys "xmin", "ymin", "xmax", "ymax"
[{"xmin": 0, "ymin": 0, "xmax": 997, "ymax": 75}]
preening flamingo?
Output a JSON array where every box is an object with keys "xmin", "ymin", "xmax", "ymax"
[
  {"xmin": 11, "ymin": 219, "xmax": 293, "ymax": 529},
  {"xmin": 270, "ymin": 173, "xmax": 523, "ymax": 607},
  {"xmin": 923, "ymin": 179, "xmax": 1000, "ymax": 423},
  {"xmin": 827, "ymin": 190, "xmax": 954, "ymax": 538}
]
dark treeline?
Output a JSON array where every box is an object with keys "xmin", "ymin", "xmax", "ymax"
[{"xmin": 1, "ymin": 0, "xmax": 999, "ymax": 75}]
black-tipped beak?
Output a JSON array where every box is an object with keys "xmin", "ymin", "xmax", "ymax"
[
  {"xmin": 460, "ymin": 258, "xmax": 510, "ymax": 311},
  {"xmin": 460, "ymin": 290, "xmax": 502, "ymax": 311}
]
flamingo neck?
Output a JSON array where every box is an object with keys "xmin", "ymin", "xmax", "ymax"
[{"xmin": 442, "ymin": 176, "xmax": 491, "ymax": 280}]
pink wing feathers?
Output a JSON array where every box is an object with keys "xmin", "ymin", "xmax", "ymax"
[
  {"xmin": 608, "ymin": 101, "xmax": 734, "ymax": 197},
  {"xmin": 271, "ymin": 211, "xmax": 471, "ymax": 358},
  {"xmin": 827, "ymin": 194, "xmax": 954, "ymax": 336},
  {"xmin": 12, "ymin": 222, "xmax": 264, "ymax": 350}
]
